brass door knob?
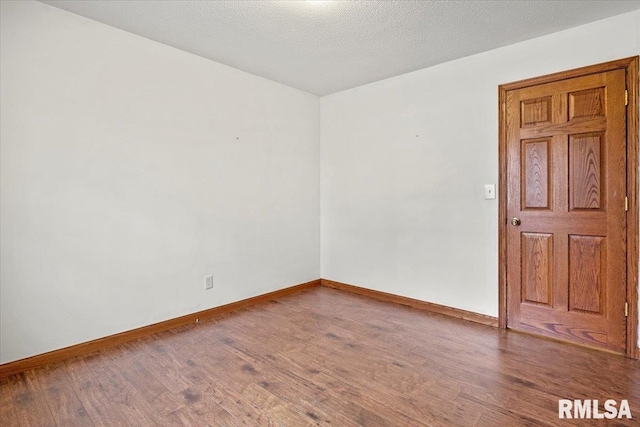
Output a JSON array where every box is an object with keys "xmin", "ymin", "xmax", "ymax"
[{"xmin": 511, "ymin": 217, "xmax": 521, "ymax": 226}]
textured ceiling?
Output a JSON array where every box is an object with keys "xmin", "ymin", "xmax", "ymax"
[{"xmin": 40, "ymin": 0, "xmax": 640, "ymax": 96}]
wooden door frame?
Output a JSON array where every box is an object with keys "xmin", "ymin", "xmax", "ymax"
[{"xmin": 498, "ymin": 56, "xmax": 639, "ymax": 359}]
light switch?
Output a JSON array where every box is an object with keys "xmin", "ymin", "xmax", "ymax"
[{"xmin": 485, "ymin": 184, "xmax": 496, "ymax": 199}]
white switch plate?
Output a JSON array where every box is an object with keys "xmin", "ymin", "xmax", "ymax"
[{"xmin": 484, "ymin": 184, "xmax": 496, "ymax": 199}]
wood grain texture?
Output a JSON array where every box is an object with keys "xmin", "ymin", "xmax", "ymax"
[
  {"xmin": 63, "ymin": 359, "xmax": 130, "ymax": 427},
  {"xmin": 569, "ymin": 87, "xmax": 604, "ymax": 120},
  {"xmin": 0, "ymin": 280, "xmax": 321, "ymax": 380},
  {"xmin": 523, "ymin": 139, "xmax": 550, "ymax": 209},
  {"xmin": 321, "ymin": 279, "xmax": 499, "ymax": 327},
  {"xmin": 10, "ymin": 371, "xmax": 57, "ymax": 427},
  {"xmin": 0, "ymin": 378, "xmax": 20, "ymax": 427},
  {"xmin": 569, "ymin": 235, "xmax": 605, "ymax": 314},
  {"xmin": 498, "ymin": 86, "xmax": 508, "ymax": 329},
  {"xmin": 1, "ymin": 286, "xmax": 639, "ymax": 426},
  {"xmin": 519, "ymin": 116, "xmax": 607, "ymax": 139},
  {"xmin": 520, "ymin": 96, "xmax": 551, "ymax": 126},
  {"xmin": 521, "ymin": 233, "xmax": 553, "ymax": 306},
  {"xmin": 36, "ymin": 363, "xmax": 93, "ymax": 427},
  {"xmin": 569, "ymin": 133, "xmax": 602, "ymax": 210}
]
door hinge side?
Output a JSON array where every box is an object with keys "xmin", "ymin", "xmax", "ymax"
[
  {"xmin": 625, "ymin": 196, "xmax": 629, "ymax": 212},
  {"xmin": 625, "ymin": 302, "xmax": 629, "ymax": 317},
  {"xmin": 625, "ymin": 90, "xmax": 629, "ymax": 106}
]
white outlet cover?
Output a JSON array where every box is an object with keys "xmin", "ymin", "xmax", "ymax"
[
  {"xmin": 204, "ymin": 275, "xmax": 214, "ymax": 290},
  {"xmin": 484, "ymin": 184, "xmax": 496, "ymax": 200}
]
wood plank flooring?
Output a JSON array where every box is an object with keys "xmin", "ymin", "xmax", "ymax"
[{"xmin": 1, "ymin": 286, "xmax": 638, "ymax": 426}]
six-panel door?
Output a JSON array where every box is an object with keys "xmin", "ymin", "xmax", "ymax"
[{"xmin": 506, "ymin": 69, "xmax": 627, "ymax": 353}]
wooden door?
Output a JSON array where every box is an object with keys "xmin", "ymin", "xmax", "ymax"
[{"xmin": 504, "ymin": 69, "xmax": 628, "ymax": 353}]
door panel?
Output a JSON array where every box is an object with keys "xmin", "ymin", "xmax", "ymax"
[
  {"xmin": 505, "ymin": 69, "xmax": 627, "ymax": 353},
  {"xmin": 568, "ymin": 235, "xmax": 605, "ymax": 314},
  {"xmin": 521, "ymin": 232, "xmax": 553, "ymax": 306},
  {"xmin": 569, "ymin": 133, "xmax": 603, "ymax": 210},
  {"xmin": 522, "ymin": 139, "xmax": 551, "ymax": 209}
]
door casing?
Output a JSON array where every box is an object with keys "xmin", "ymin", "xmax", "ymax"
[{"xmin": 498, "ymin": 57, "xmax": 639, "ymax": 359}]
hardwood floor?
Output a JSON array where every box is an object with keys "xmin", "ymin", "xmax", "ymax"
[{"xmin": 1, "ymin": 286, "xmax": 638, "ymax": 426}]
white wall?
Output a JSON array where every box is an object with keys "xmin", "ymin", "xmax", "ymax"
[
  {"xmin": 0, "ymin": 1, "xmax": 320, "ymax": 364},
  {"xmin": 2, "ymin": 3, "xmax": 639, "ymax": 365},
  {"xmin": 320, "ymin": 10, "xmax": 640, "ymax": 334}
]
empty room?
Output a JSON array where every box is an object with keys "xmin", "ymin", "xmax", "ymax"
[{"xmin": 1, "ymin": 0, "xmax": 639, "ymax": 425}]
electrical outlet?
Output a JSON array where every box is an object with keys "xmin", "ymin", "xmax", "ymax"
[{"xmin": 204, "ymin": 275, "xmax": 214, "ymax": 290}]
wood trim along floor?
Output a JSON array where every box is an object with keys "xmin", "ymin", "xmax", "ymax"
[
  {"xmin": 6, "ymin": 275, "xmax": 592, "ymax": 379},
  {"xmin": 0, "ymin": 279, "xmax": 321, "ymax": 379},
  {"xmin": 321, "ymin": 279, "xmax": 499, "ymax": 328}
]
